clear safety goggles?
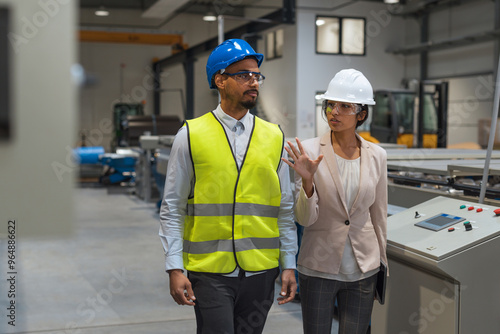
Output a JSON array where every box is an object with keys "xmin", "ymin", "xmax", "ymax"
[
  {"xmin": 221, "ymin": 70, "xmax": 266, "ymax": 86},
  {"xmin": 322, "ymin": 100, "xmax": 361, "ymax": 116}
]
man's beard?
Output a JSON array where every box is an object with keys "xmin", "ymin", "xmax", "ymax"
[
  {"xmin": 240, "ymin": 90, "xmax": 258, "ymax": 109},
  {"xmin": 241, "ymin": 99, "xmax": 257, "ymax": 110}
]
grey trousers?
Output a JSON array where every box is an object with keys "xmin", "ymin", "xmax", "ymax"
[
  {"xmin": 299, "ymin": 272, "xmax": 377, "ymax": 334},
  {"xmin": 188, "ymin": 268, "xmax": 280, "ymax": 334}
]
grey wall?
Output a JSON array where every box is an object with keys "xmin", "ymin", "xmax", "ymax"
[
  {"xmin": 0, "ymin": 0, "xmax": 77, "ymax": 237},
  {"xmin": 257, "ymin": 24, "xmax": 298, "ymax": 138}
]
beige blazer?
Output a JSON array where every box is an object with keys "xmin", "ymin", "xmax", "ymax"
[{"xmin": 294, "ymin": 132, "xmax": 388, "ymax": 275}]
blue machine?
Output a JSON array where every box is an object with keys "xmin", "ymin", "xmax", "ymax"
[
  {"xmin": 73, "ymin": 146, "xmax": 137, "ymax": 185},
  {"xmin": 73, "ymin": 146, "xmax": 105, "ymax": 164},
  {"xmin": 99, "ymin": 154, "xmax": 136, "ymax": 185}
]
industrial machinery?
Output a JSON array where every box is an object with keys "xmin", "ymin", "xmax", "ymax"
[
  {"xmin": 112, "ymin": 102, "xmax": 182, "ymax": 149},
  {"xmin": 372, "ymin": 196, "xmax": 500, "ymax": 333},
  {"xmin": 73, "ymin": 146, "xmax": 105, "ymax": 182},
  {"xmin": 384, "ymin": 148, "xmax": 500, "ymax": 208},
  {"xmin": 112, "ymin": 102, "xmax": 145, "ymax": 149},
  {"xmin": 136, "ymin": 135, "xmax": 175, "ymax": 203},
  {"xmin": 99, "ymin": 150, "xmax": 138, "ymax": 185},
  {"xmin": 368, "ymin": 81, "xmax": 448, "ymax": 148},
  {"xmin": 73, "ymin": 146, "xmax": 139, "ymax": 186}
]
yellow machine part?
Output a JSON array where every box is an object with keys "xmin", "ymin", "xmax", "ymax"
[
  {"xmin": 358, "ymin": 131, "xmax": 380, "ymax": 143},
  {"xmin": 358, "ymin": 132, "xmax": 437, "ymax": 148},
  {"xmin": 397, "ymin": 134, "xmax": 437, "ymax": 148}
]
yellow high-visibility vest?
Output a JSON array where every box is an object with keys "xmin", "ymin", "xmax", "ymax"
[{"xmin": 183, "ymin": 111, "xmax": 283, "ymax": 273}]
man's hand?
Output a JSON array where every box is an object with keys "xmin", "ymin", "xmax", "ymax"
[
  {"xmin": 277, "ymin": 269, "xmax": 297, "ymax": 305},
  {"xmin": 168, "ymin": 269, "xmax": 196, "ymax": 306}
]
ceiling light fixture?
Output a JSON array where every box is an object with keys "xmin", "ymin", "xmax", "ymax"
[
  {"xmin": 316, "ymin": 19, "xmax": 325, "ymax": 26},
  {"xmin": 203, "ymin": 12, "xmax": 217, "ymax": 22},
  {"xmin": 383, "ymin": 0, "xmax": 400, "ymax": 3},
  {"xmin": 95, "ymin": 5, "xmax": 110, "ymax": 16}
]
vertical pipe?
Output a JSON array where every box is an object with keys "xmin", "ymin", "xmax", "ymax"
[
  {"xmin": 119, "ymin": 63, "xmax": 124, "ymax": 102},
  {"xmin": 479, "ymin": 54, "xmax": 500, "ymax": 203},
  {"xmin": 282, "ymin": 0, "xmax": 296, "ymax": 24},
  {"xmin": 217, "ymin": 15, "xmax": 224, "ymax": 104},
  {"xmin": 417, "ymin": 14, "xmax": 429, "ymax": 148},
  {"xmin": 417, "ymin": 81, "xmax": 425, "ymax": 148},
  {"xmin": 420, "ymin": 14, "xmax": 428, "ymax": 81},
  {"xmin": 153, "ymin": 62, "xmax": 160, "ymax": 115},
  {"xmin": 218, "ymin": 15, "xmax": 224, "ymax": 44},
  {"xmin": 437, "ymin": 82, "xmax": 448, "ymax": 148},
  {"xmin": 494, "ymin": 0, "xmax": 500, "ymax": 80},
  {"xmin": 184, "ymin": 58, "xmax": 195, "ymax": 120}
]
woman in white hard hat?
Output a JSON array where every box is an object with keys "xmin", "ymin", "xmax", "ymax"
[{"xmin": 282, "ymin": 69, "xmax": 388, "ymax": 334}]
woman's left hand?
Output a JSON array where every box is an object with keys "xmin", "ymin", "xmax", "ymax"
[{"xmin": 281, "ymin": 137, "xmax": 324, "ymax": 196}]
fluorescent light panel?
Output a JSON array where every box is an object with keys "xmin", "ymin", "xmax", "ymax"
[{"xmin": 95, "ymin": 6, "xmax": 109, "ymax": 16}]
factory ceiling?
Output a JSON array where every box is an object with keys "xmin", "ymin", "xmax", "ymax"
[
  {"xmin": 79, "ymin": 0, "xmax": 479, "ymax": 30},
  {"xmin": 79, "ymin": 0, "xmax": 272, "ymax": 29}
]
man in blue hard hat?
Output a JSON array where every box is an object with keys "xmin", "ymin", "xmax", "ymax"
[{"xmin": 159, "ymin": 39, "xmax": 298, "ymax": 333}]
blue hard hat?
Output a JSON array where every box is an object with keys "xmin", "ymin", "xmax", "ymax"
[{"xmin": 206, "ymin": 38, "xmax": 264, "ymax": 89}]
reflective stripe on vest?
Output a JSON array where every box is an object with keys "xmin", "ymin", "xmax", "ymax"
[
  {"xmin": 183, "ymin": 111, "xmax": 283, "ymax": 273},
  {"xmin": 186, "ymin": 203, "xmax": 280, "ymax": 218},
  {"xmin": 183, "ymin": 237, "xmax": 280, "ymax": 254}
]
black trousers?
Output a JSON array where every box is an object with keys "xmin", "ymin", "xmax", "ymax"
[
  {"xmin": 188, "ymin": 268, "xmax": 280, "ymax": 334},
  {"xmin": 299, "ymin": 273, "xmax": 377, "ymax": 334}
]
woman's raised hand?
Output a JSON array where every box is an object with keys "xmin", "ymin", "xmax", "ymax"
[{"xmin": 281, "ymin": 137, "xmax": 324, "ymax": 182}]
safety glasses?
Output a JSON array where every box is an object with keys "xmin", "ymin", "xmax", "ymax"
[
  {"xmin": 322, "ymin": 100, "xmax": 361, "ymax": 116},
  {"xmin": 222, "ymin": 71, "xmax": 265, "ymax": 86}
]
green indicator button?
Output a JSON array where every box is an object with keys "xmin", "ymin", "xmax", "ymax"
[{"xmin": 460, "ymin": 205, "xmax": 466, "ymax": 209}]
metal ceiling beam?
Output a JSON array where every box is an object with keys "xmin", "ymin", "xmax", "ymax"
[
  {"xmin": 80, "ymin": 0, "xmax": 157, "ymax": 10},
  {"xmin": 79, "ymin": 30, "xmax": 183, "ymax": 45},
  {"xmin": 387, "ymin": 29, "xmax": 500, "ymax": 55},
  {"xmin": 391, "ymin": 0, "xmax": 485, "ymax": 17}
]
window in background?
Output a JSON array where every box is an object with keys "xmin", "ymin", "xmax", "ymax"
[
  {"xmin": 316, "ymin": 17, "xmax": 339, "ymax": 54},
  {"xmin": 266, "ymin": 29, "xmax": 284, "ymax": 60},
  {"xmin": 316, "ymin": 15, "xmax": 365, "ymax": 56},
  {"xmin": 275, "ymin": 29, "xmax": 284, "ymax": 57}
]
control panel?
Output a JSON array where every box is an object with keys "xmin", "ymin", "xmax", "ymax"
[{"xmin": 388, "ymin": 196, "xmax": 500, "ymax": 261}]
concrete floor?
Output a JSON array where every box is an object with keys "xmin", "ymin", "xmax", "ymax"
[{"xmin": 0, "ymin": 187, "xmax": 339, "ymax": 334}]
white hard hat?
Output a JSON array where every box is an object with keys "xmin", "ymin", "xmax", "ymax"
[{"xmin": 320, "ymin": 69, "xmax": 376, "ymax": 105}]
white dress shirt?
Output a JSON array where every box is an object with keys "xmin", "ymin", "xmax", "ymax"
[{"xmin": 159, "ymin": 105, "xmax": 297, "ymax": 277}]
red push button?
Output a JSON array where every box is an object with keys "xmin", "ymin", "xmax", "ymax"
[
  {"xmin": 494, "ymin": 209, "xmax": 500, "ymax": 216},
  {"xmin": 448, "ymin": 227, "xmax": 455, "ymax": 232},
  {"xmin": 477, "ymin": 208, "xmax": 483, "ymax": 213},
  {"xmin": 468, "ymin": 206, "xmax": 474, "ymax": 211}
]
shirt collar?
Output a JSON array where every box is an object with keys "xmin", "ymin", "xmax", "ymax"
[{"xmin": 214, "ymin": 104, "xmax": 253, "ymax": 132}]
